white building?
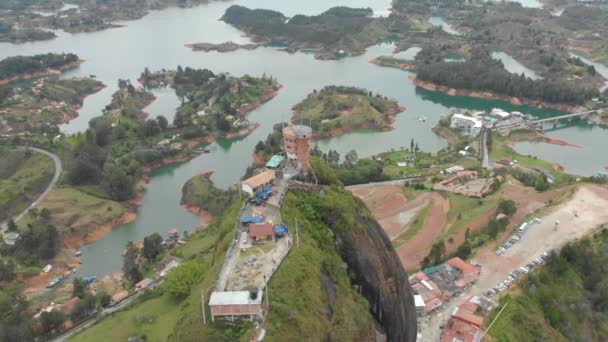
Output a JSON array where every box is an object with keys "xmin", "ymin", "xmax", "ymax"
[
  {"xmin": 450, "ymin": 114, "xmax": 483, "ymax": 137},
  {"xmin": 489, "ymin": 108, "xmax": 511, "ymax": 120}
]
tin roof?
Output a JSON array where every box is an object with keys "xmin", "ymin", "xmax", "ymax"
[
  {"xmin": 242, "ymin": 170, "xmax": 275, "ymax": 189},
  {"xmin": 209, "ymin": 291, "xmax": 262, "ymax": 306},
  {"xmin": 249, "ymin": 222, "xmax": 274, "ymax": 238},
  {"xmin": 265, "ymin": 155, "xmax": 284, "ymax": 168}
]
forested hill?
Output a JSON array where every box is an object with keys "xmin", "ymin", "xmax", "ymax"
[
  {"xmin": 220, "ymin": 5, "xmax": 387, "ymax": 57},
  {"xmin": 488, "ymin": 228, "xmax": 608, "ymax": 341},
  {"xmin": 0, "ymin": 53, "xmax": 79, "ymax": 79},
  {"xmin": 416, "ymin": 50, "xmax": 599, "ymax": 105}
]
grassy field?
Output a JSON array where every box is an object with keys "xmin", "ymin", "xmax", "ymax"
[
  {"xmin": 444, "ymin": 192, "xmax": 501, "ymax": 237},
  {"xmin": 393, "ymin": 204, "xmax": 431, "ymax": 248},
  {"xmin": 490, "ymin": 133, "xmax": 571, "ymax": 185},
  {"xmin": 17, "ymin": 188, "xmax": 125, "ymax": 235},
  {"xmin": 0, "ymin": 147, "xmax": 54, "ymax": 221},
  {"xmin": 381, "ymin": 149, "xmax": 479, "ymax": 179},
  {"xmin": 70, "ymin": 293, "xmax": 183, "ymax": 342}
]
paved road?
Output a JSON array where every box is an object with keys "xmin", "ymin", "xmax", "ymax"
[
  {"xmin": 0, "ymin": 147, "xmax": 62, "ymax": 232},
  {"xmin": 480, "ymin": 128, "xmax": 492, "ymax": 170}
]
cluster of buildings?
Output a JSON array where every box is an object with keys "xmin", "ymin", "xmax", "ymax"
[
  {"xmin": 433, "ymin": 170, "xmax": 496, "ymax": 198},
  {"xmin": 449, "ymin": 108, "xmax": 525, "ymax": 137},
  {"xmin": 440, "ymin": 295, "xmax": 494, "ymax": 342},
  {"xmin": 209, "ymin": 124, "xmax": 312, "ymax": 324},
  {"xmin": 410, "ymin": 257, "xmax": 481, "ymax": 315}
]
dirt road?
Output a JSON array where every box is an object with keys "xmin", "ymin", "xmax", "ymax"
[{"xmin": 419, "ymin": 184, "xmax": 608, "ymax": 340}]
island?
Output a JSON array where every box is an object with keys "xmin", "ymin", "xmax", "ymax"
[
  {"xmin": 291, "ymin": 86, "xmax": 405, "ymax": 137},
  {"xmin": 220, "ymin": 5, "xmax": 390, "ymax": 60},
  {"xmin": 0, "ymin": 53, "xmax": 83, "ymax": 84},
  {"xmin": 0, "ymin": 0, "xmax": 223, "ymax": 43},
  {"xmin": 184, "ymin": 41, "xmax": 261, "ymax": 53},
  {"xmin": 370, "ymin": 55, "xmax": 417, "ymax": 71}
]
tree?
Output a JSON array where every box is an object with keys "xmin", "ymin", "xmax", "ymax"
[
  {"xmin": 39, "ymin": 311, "xmax": 66, "ymax": 335},
  {"xmin": 344, "ymin": 150, "xmax": 358, "ymax": 165},
  {"xmin": 142, "ymin": 233, "xmax": 163, "ymax": 261},
  {"xmin": 70, "ymin": 294, "xmax": 97, "ymax": 321},
  {"xmin": 156, "ymin": 115, "xmax": 168, "ymax": 130},
  {"xmin": 122, "ymin": 242, "xmax": 142, "ymax": 284},
  {"xmin": 102, "ymin": 162, "xmax": 134, "ymax": 201},
  {"xmin": 98, "ymin": 292, "xmax": 111, "ymax": 308},
  {"xmin": 0, "ymin": 286, "xmax": 34, "ymax": 341},
  {"xmin": 140, "ymin": 119, "xmax": 160, "ymax": 138},
  {"xmin": 497, "ymin": 199, "xmax": 517, "ymax": 216},
  {"xmin": 216, "ymin": 117, "xmax": 231, "ymax": 132},
  {"xmin": 72, "ymin": 277, "xmax": 87, "ymax": 299},
  {"xmin": 0, "ymin": 260, "xmax": 15, "ymax": 281},
  {"xmin": 6, "ymin": 219, "xmax": 16, "ymax": 232},
  {"xmin": 164, "ymin": 261, "xmax": 205, "ymax": 299},
  {"xmin": 410, "ymin": 138, "xmax": 414, "ymax": 152},
  {"xmin": 40, "ymin": 208, "xmax": 52, "ymax": 222}
]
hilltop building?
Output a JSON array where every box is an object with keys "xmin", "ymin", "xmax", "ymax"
[
  {"xmin": 241, "ymin": 170, "xmax": 275, "ymax": 196},
  {"xmin": 209, "ymin": 290, "xmax": 263, "ymax": 322},
  {"xmin": 450, "ymin": 114, "xmax": 483, "ymax": 137},
  {"xmin": 282, "ymin": 125, "xmax": 312, "ymax": 173}
]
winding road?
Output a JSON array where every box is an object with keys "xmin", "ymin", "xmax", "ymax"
[{"xmin": 0, "ymin": 146, "xmax": 62, "ymax": 232}]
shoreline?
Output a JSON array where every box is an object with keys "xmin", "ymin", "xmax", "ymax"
[
  {"xmin": 0, "ymin": 59, "xmax": 85, "ymax": 85},
  {"xmin": 369, "ymin": 58, "xmax": 416, "ymax": 71},
  {"xmin": 409, "ymin": 75, "xmax": 580, "ymax": 112},
  {"xmin": 292, "ymin": 104, "xmax": 406, "ymax": 139}
]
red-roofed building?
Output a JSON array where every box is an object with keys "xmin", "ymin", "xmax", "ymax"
[
  {"xmin": 441, "ymin": 316, "xmax": 484, "ymax": 342},
  {"xmin": 447, "ymin": 257, "xmax": 480, "ymax": 288},
  {"xmin": 248, "ymin": 222, "xmax": 274, "ymax": 244},
  {"xmin": 497, "ymin": 157, "xmax": 513, "ymax": 166},
  {"xmin": 453, "ymin": 309, "xmax": 484, "ymax": 328}
]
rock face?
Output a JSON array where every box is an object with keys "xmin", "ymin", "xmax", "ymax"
[{"xmin": 322, "ymin": 199, "xmax": 418, "ymax": 342}]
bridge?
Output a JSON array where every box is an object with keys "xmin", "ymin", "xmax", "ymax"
[{"xmin": 495, "ymin": 108, "xmax": 603, "ymax": 131}]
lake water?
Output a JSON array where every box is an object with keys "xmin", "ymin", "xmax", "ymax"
[
  {"xmin": 429, "ymin": 16, "xmax": 461, "ymax": 35},
  {"xmin": 1, "ymin": 0, "xmax": 606, "ymax": 277},
  {"xmin": 492, "ymin": 51, "xmax": 541, "ymax": 80}
]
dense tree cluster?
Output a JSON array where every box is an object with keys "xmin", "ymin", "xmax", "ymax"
[
  {"xmin": 222, "ymin": 5, "xmax": 375, "ymax": 46},
  {"xmin": 10, "ymin": 212, "xmax": 60, "ymax": 262},
  {"xmin": 416, "ymin": 48, "xmax": 599, "ymax": 105},
  {"xmin": 0, "ymin": 53, "xmax": 78, "ymax": 79},
  {"xmin": 490, "ymin": 229, "xmax": 608, "ymax": 340}
]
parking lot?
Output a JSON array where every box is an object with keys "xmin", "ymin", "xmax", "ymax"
[{"xmin": 419, "ymin": 184, "xmax": 608, "ymax": 340}]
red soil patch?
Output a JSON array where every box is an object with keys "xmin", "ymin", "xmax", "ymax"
[
  {"xmin": 395, "ymin": 193, "xmax": 449, "ymax": 270},
  {"xmin": 349, "ymin": 184, "xmax": 450, "ymax": 270},
  {"xmin": 61, "ymin": 212, "xmax": 137, "ymax": 250}
]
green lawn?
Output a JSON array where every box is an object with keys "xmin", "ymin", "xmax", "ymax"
[
  {"xmin": 0, "ymin": 147, "xmax": 54, "ymax": 221},
  {"xmin": 70, "ymin": 294, "xmax": 182, "ymax": 342},
  {"xmin": 444, "ymin": 192, "xmax": 501, "ymax": 237},
  {"xmin": 17, "ymin": 188, "xmax": 125, "ymax": 235},
  {"xmin": 393, "ymin": 204, "xmax": 430, "ymax": 248},
  {"xmin": 490, "ymin": 133, "xmax": 571, "ymax": 184}
]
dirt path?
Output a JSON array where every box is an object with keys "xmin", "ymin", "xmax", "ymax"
[{"xmin": 349, "ymin": 184, "xmax": 450, "ymax": 270}]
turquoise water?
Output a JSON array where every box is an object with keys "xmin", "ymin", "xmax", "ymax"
[{"xmin": 1, "ymin": 0, "xmax": 605, "ymax": 277}]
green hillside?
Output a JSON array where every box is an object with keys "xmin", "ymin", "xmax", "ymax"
[{"xmin": 488, "ymin": 228, "xmax": 608, "ymax": 341}]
